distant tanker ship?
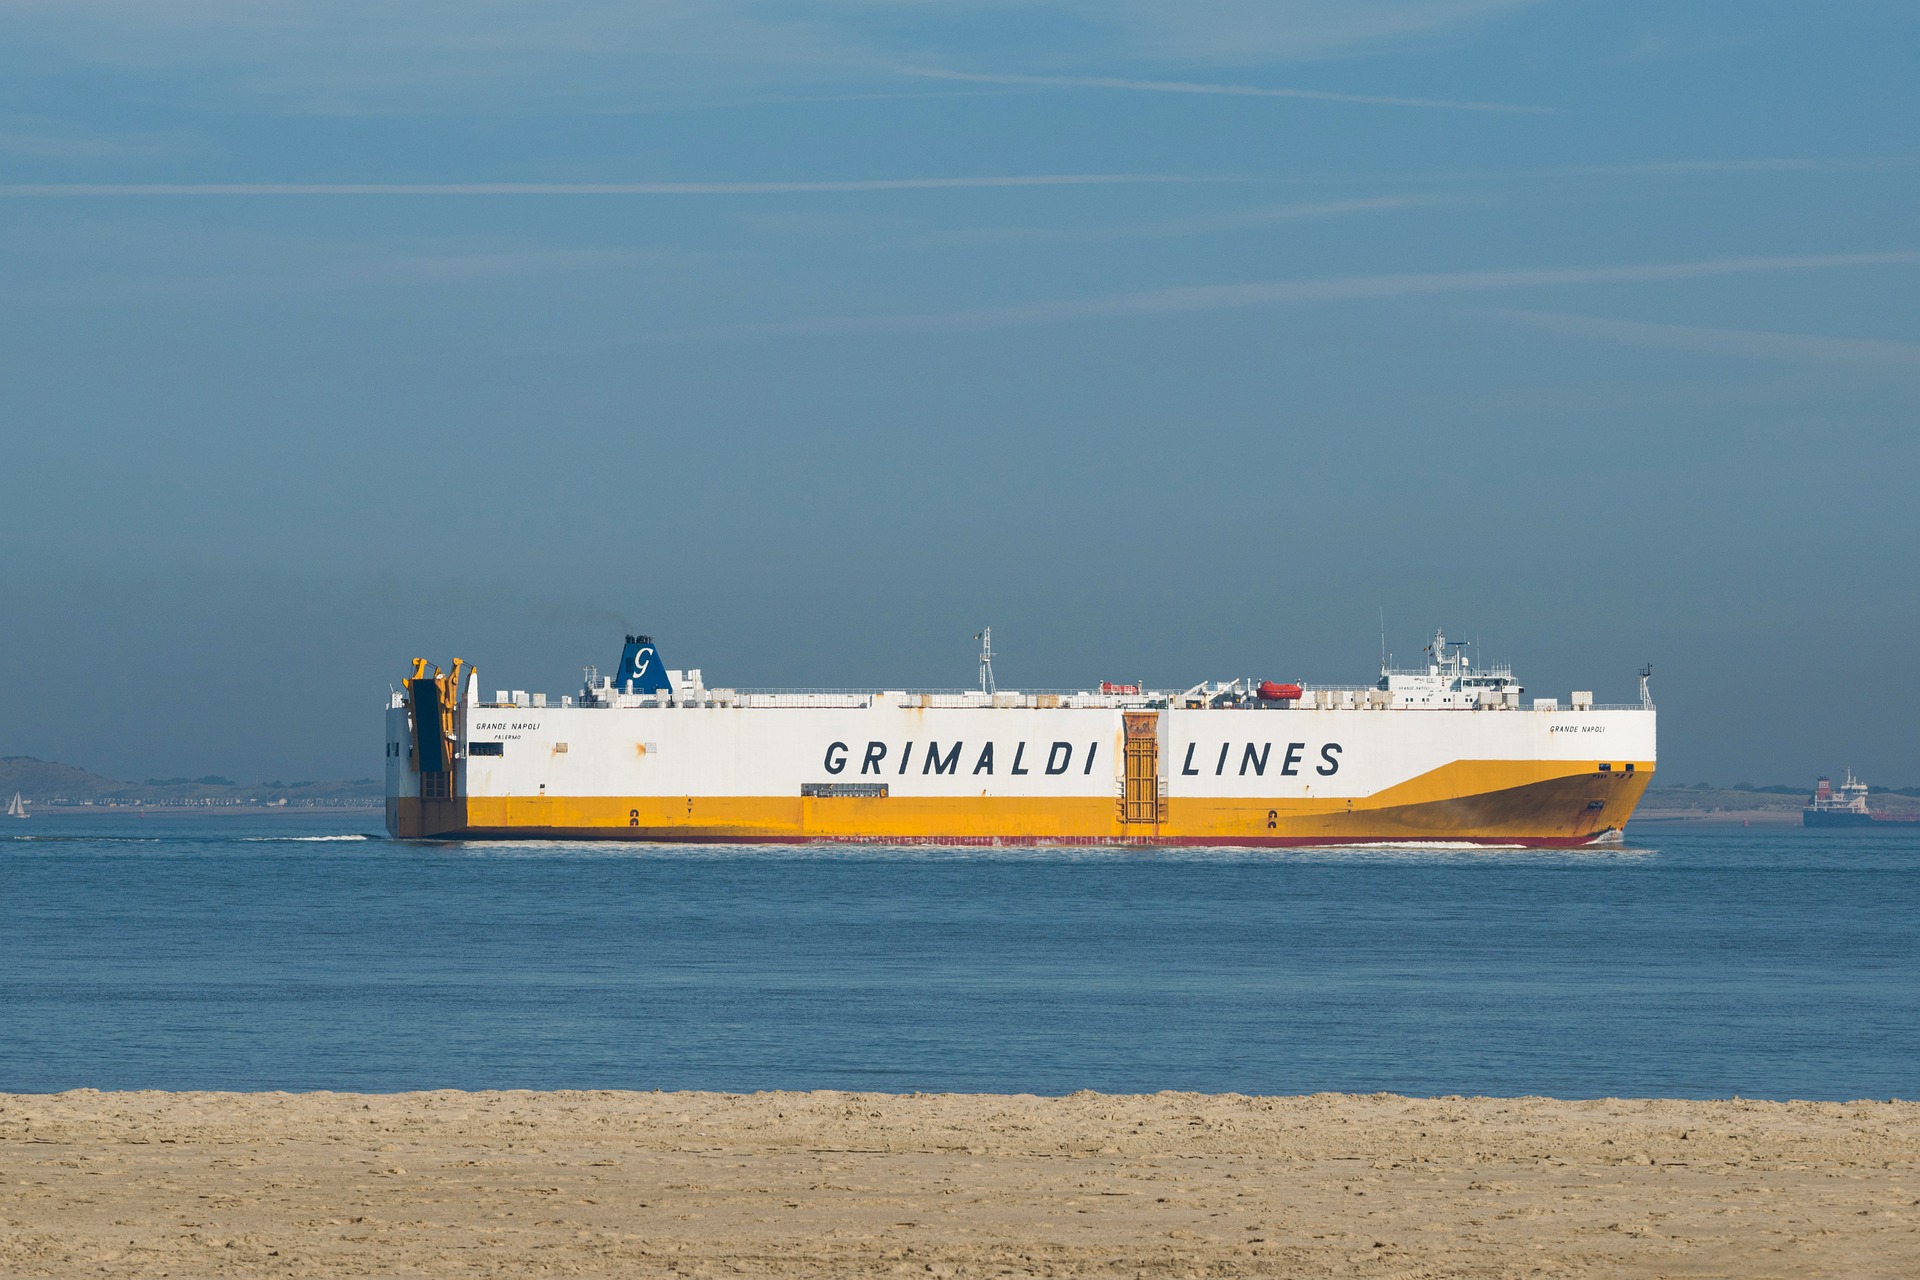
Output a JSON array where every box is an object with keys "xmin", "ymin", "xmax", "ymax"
[
  {"xmin": 1804, "ymin": 771, "xmax": 1920, "ymax": 827},
  {"xmin": 385, "ymin": 629, "xmax": 1657, "ymax": 847}
]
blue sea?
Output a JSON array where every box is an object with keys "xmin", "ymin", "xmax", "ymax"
[{"xmin": 2, "ymin": 814, "xmax": 1914, "ymax": 1100}]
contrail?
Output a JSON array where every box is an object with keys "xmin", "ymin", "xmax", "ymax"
[
  {"xmin": 733, "ymin": 251, "xmax": 1920, "ymax": 334},
  {"xmin": 900, "ymin": 67, "xmax": 1550, "ymax": 114},
  {"xmin": 906, "ymin": 195, "xmax": 1442, "ymax": 248},
  {"xmin": 1493, "ymin": 309, "xmax": 1920, "ymax": 369},
  {"xmin": 0, "ymin": 175, "xmax": 1222, "ymax": 198}
]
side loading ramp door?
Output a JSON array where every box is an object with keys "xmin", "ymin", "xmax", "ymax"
[{"xmin": 1121, "ymin": 712, "xmax": 1161, "ymax": 831}]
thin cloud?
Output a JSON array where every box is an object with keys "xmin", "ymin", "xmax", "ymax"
[
  {"xmin": 905, "ymin": 195, "xmax": 1444, "ymax": 249},
  {"xmin": 900, "ymin": 67, "xmax": 1550, "ymax": 115},
  {"xmin": 1562, "ymin": 156, "xmax": 1919, "ymax": 178},
  {"xmin": 0, "ymin": 130, "xmax": 162, "ymax": 160},
  {"xmin": 0, "ymin": 2, "xmax": 1551, "ymax": 116},
  {"xmin": 0, "ymin": 226, "xmax": 703, "ymax": 300},
  {"xmin": 0, "ymin": 175, "xmax": 1218, "ymax": 198},
  {"xmin": 1319, "ymin": 156, "xmax": 1919, "ymax": 194},
  {"xmin": 287, "ymin": 246, "xmax": 666, "ymax": 291},
  {"xmin": 729, "ymin": 251, "xmax": 1920, "ymax": 335},
  {"xmin": 1493, "ymin": 309, "xmax": 1920, "ymax": 369}
]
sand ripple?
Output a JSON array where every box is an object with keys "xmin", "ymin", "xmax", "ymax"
[{"xmin": 3, "ymin": 1089, "xmax": 1915, "ymax": 1276}]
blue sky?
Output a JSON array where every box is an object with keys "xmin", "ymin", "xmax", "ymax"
[{"xmin": 1, "ymin": 1, "xmax": 1916, "ymax": 786}]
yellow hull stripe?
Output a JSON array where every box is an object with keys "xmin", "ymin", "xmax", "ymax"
[{"xmin": 390, "ymin": 760, "xmax": 1653, "ymax": 844}]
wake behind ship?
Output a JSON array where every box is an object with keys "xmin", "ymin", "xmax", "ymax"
[{"xmin": 386, "ymin": 630, "xmax": 1656, "ymax": 846}]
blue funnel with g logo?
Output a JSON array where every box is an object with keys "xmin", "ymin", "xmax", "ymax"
[{"xmin": 615, "ymin": 635, "xmax": 673, "ymax": 695}]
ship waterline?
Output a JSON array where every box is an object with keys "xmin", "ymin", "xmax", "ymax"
[{"xmin": 385, "ymin": 631, "xmax": 1656, "ymax": 846}]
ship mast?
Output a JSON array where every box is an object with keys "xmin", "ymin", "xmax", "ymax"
[{"xmin": 976, "ymin": 627, "xmax": 996, "ymax": 695}]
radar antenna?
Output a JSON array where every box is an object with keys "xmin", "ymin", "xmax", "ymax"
[{"xmin": 975, "ymin": 627, "xmax": 996, "ymax": 695}]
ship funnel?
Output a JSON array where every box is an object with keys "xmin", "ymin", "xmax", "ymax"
[{"xmin": 615, "ymin": 634, "xmax": 674, "ymax": 695}]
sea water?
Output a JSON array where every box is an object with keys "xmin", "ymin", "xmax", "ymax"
[{"xmin": 2, "ymin": 813, "xmax": 1914, "ymax": 1099}]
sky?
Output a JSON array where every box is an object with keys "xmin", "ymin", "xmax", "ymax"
[{"xmin": 0, "ymin": 0, "xmax": 1915, "ymax": 787}]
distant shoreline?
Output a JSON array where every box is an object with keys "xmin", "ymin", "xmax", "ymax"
[
  {"xmin": 10, "ymin": 806, "xmax": 1829, "ymax": 829},
  {"xmin": 22, "ymin": 802, "xmax": 380, "ymax": 814},
  {"xmin": 13, "ymin": 806, "xmax": 1875, "ymax": 828},
  {"xmin": 21, "ymin": 810, "xmax": 1918, "ymax": 833},
  {"xmin": 1630, "ymin": 809, "xmax": 1803, "ymax": 825}
]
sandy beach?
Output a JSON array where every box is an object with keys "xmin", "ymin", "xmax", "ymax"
[{"xmin": 3, "ymin": 1090, "xmax": 1915, "ymax": 1277}]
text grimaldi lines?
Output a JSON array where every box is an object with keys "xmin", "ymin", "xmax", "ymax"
[{"xmin": 823, "ymin": 739, "xmax": 1344, "ymax": 778}]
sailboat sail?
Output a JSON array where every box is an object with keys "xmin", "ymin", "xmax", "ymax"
[{"xmin": 6, "ymin": 792, "xmax": 26, "ymax": 818}]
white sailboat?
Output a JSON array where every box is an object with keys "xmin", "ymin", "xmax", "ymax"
[{"xmin": 6, "ymin": 791, "xmax": 27, "ymax": 819}]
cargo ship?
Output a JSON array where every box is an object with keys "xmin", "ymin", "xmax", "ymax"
[
  {"xmin": 385, "ymin": 630, "xmax": 1656, "ymax": 846},
  {"xmin": 1803, "ymin": 771, "xmax": 1920, "ymax": 827}
]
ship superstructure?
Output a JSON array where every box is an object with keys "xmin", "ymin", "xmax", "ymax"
[
  {"xmin": 1806, "ymin": 770, "xmax": 1871, "ymax": 822},
  {"xmin": 386, "ymin": 629, "xmax": 1657, "ymax": 846}
]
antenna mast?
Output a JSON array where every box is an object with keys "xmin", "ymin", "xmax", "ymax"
[
  {"xmin": 976, "ymin": 628, "xmax": 996, "ymax": 695},
  {"xmin": 1639, "ymin": 663, "xmax": 1655, "ymax": 710}
]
